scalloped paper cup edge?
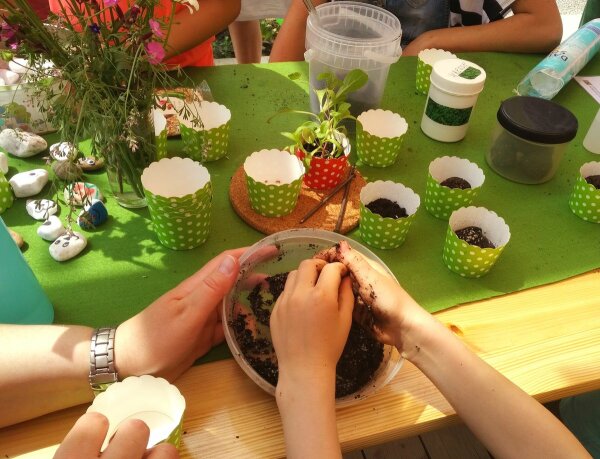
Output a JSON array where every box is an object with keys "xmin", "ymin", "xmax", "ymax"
[
  {"xmin": 178, "ymin": 101, "xmax": 231, "ymax": 131},
  {"xmin": 448, "ymin": 206, "xmax": 510, "ymax": 248},
  {"xmin": 418, "ymin": 48, "xmax": 458, "ymax": 66},
  {"xmin": 357, "ymin": 110, "xmax": 408, "ymax": 138},
  {"xmin": 244, "ymin": 149, "xmax": 305, "ymax": 184},
  {"xmin": 87, "ymin": 375, "xmax": 186, "ymax": 450},
  {"xmin": 429, "ymin": 156, "xmax": 485, "ymax": 188},
  {"xmin": 141, "ymin": 157, "xmax": 210, "ymax": 198},
  {"xmin": 360, "ymin": 181, "xmax": 421, "ymax": 216}
]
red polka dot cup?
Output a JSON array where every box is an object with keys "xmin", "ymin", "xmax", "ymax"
[{"xmin": 295, "ymin": 134, "xmax": 351, "ymax": 190}]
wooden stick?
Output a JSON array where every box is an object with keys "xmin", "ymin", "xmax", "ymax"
[
  {"xmin": 298, "ymin": 166, "xmax": 356, "ymax": 224},
  {"xmin": 334, "ymin": 167, "xmax": 354, "ymax": 233}
]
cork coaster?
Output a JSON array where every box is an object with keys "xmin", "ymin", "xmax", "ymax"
[{"xmin": 229, "ymin": 164, "xmax": 365, "ymax": 234}]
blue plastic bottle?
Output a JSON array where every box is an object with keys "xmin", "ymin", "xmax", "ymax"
[
  {"xmin": 517, "ymin": 19, "xmax": 600, "ymax": 99},
  {"xmin": 0, "ymin": 217, "xmax": 54, "ymax": 324}
]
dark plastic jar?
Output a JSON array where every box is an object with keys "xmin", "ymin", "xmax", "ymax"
[{"xmin": 485, "ymin": 96, "xmax": 578, "ymax": 184}]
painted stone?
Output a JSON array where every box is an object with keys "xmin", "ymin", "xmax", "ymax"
[
  {"xmin": 8, "ymin": 228, "xmax": 23, "ymax": 248},
  {"xmin": 37, "ymin": 215, "xmax": 67, "ymax": 241},
  {"xmin": 9, "ymin": 169, "xmax": 49, "ymax": 198},
  {"xmin": 49, "ymin": 142, "xmax": 76, "ymax": 161},
  {"xmin": 78, "ymin": 200, "xmax": 108, "ymax": 230},
  {"xmin": 0, "ymin": 129, "xmax": 47, "ymax": 158},
  {"xmin": 52, "ymin": 160, "xmax": 83, "ymax": 181},
  {"xmin": 0, "ymin": 151, "xmax": 8, "ymax": 174},
  {"xmin": 64, "ymin": 182, "xmax": 103, "ymax": 206},
  {"xmin": 26, "ymin": 198, "xmax": 58, "ymax": 220},
  {"xmin": 49, "ymin": 231, "xmax": 87, "ymax": 261},
  {"xmin": 78, "ymin": 156, "xmax": 105, "ymax": 171}
]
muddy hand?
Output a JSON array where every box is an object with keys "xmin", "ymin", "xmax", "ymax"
[{"xmin": 316, "ymin": 241, "xmax": 422, "ymax": 348}]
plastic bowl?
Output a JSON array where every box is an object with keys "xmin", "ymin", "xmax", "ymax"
[{"xmin": 222, "ymin": 228, "xmax": 403, "ymax": 407}]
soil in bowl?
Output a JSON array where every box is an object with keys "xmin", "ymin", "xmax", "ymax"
[
  {"xmin": 585, "ymin": 175, "xmax": 600, "ymax": 189},
  {"xmin": 366, "ymin": 198, "xmax": 407, "ymax": 219},
  {"xmin": 455, "ymin": 226, "xmax": 495, "ymax": 249},
  {"xmin": 231, "ymin": 271, "xmax": 384, "ymax": 398},
  {"xmin": 440, "ymin": 176, "xmax": 471, "ymax": 189}
]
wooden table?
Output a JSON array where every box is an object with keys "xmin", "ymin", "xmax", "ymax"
[{"xmin": 2, "ymin": 268, "xmax": 599, "ymax": 458}]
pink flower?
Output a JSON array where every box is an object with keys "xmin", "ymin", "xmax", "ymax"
[
  {"xmin": 148, "ymin": 19, "xmax": 164, "ymax": 38},
  {"xmin": 145, "ymin": 41, "xmax": 165, "ymax": 65},
  {"xmin": 0, "ymin": 22, "xmax": 16, "ymax": 41},
  {"xmin": 104, "ymin": 0, "xmax": 119, "ymax": 6}
]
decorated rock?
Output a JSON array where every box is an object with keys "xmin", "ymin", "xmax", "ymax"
[
  {"xmin": 78, "ymin": 200, "xmax": 108, "ymax": 229},
  {"xmin": 52, "ymin": 160, "xmax": 83, "ymax": 181},
  {"xmin": 0, "ymin": 151, "xmax": 8, "ymax": 174},
  {"xmin": 0, "ymin": 129, "xmax": 47, "ymax": 158},
  {"xmin": 37, "ymin": 215, "xmax": 67, "ymax": 241},
  {"xmin": 49, "ymin": 231, "xmax": 87, "ymax": 261},
  {"xmin": 9, "ymin": 228, "xmax": 24, "ymax": 248},
  {"xmin": 64, "ymin": 182, "xmax": 103, "ymax": 206},
  {"xmin": 9, "ymin": 169, "xmax": 49, "ymax": 198},
  {"xmin": 49, "ymin": 142, "xmax": 76, "ymax": 161},
  {"xmin": 78, "ymin": 156, "xmax": 104, "ymax": 171},
  {"xmin": 26, "ymin": 198, "xmax": 58, "ymax": 220}
]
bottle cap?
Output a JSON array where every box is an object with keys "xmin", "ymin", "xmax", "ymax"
[
  {"xmin": 497, "ymin": 96, "xmax": 578, "ymax": 144},
  {"xmin": 430, "ymin": 59, "xmax": 486, "ymax": 96}
]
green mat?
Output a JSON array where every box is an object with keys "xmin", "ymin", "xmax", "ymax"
[{"xmin": 3, "ymin": 53, "xmax": 600, "ymax": 364}]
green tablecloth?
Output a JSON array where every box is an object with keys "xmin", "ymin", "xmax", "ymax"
[{"xmin": 3, "ymin": 53, "xmax": 600, "ymax": 363}]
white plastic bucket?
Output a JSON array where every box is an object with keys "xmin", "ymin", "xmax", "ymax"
[{"xmin": 305, "ymin": 1, "xmax": 402, "ymax": 115}]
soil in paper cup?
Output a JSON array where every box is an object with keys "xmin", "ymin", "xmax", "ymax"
[
  {"xmin": 359, "ymin": 181, "xmax": 420, "ymax": 249},
  {"xmin": 569, "ymin": 161, "xmax": 600, "ymax": 223},
  {"xmin": 442, "ymin": 206, "xmax": 510, "ymax": 278},
  {"xmin": 424, "ymin": 156, "xmax": 485, "ymax": 219},
  {"xmin": 356, "ymin": 110, "xmax": 408, "ymax": 167}
]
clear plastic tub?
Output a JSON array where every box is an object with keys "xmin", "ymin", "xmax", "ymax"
[
  {"xmin": 486, "ymin": 96, "xmax": 578, "ymax": 184},
  {"xmin": 222, "ymin": 228, "xmax": 403, "ymax": 407},
  {"xmin": 305, "ymin": 1, "xmax": 402, "ymax": 115}
]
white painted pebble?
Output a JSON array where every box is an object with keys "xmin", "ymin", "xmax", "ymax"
[
  {"xmin": 49, "ymin": 231, "xmax": 87, "ymax": 261},
  {"xmin": 9, "ymin": 169, "xmax": 49, "ymax": 198},
  {"xmin": 26, "ymin": 198, "xmax": 58, "ymax": 220},
  {"xmin": 0, "ymin": 128, "xmax": 47, "ymax": 158},
  {"xmin": 37, "ymin": 215, "xmax": 66, "ymax": 241}
]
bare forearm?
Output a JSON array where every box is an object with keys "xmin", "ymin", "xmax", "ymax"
[
  {"xmin": 0, "ymin": 325, "xmax": 93, "ymax": 428},
  {"xmin": 276, "ymin": 374, "xmax": 341, "ymax": 459},
  {"xmin": 403, "ymin": 316, "xmax": 589, "ymax": 459},
  {"xmin": 165, "ymin": 0, "xmax": 240, "ymax": 58}
]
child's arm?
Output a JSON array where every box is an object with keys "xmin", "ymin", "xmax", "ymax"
[{"xmin": 402, "ymin": 0, "xmax": 562, "ymax": 56}]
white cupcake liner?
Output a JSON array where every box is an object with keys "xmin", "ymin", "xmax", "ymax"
[
  {"xmin": 141, "ymin": 157, "xmax": 210, "ymax": 198},
  {"xmin": 178, "ymin": 101, "xmax": 231, "ymax": 131},
  {"xmin": 418, "ymin": 48, "xmax": 458, "ymax": 66},
  {"xmin": 449, "ymin": 206, "xmax": 511, "ymax": 248},
  {"xmin": 87, "ymin": 375, "xmax": 185, "ymax": 450},
  {"xmin": 360, "ymin": 180, "xmax": 420, "ymax": 216},
  {"xmin": 580, "ymin": 161, "xmax": 600, "ymax": 178},
  {"xmin": 429, "ymin": 156, "xmax": 485, "ymax": 188},
  {"xmin": 356, "ymin": 109, "xmax": 408, "ymax": 138},
  {"xmin": 244, "ymin": 149, "xmax": 305, "ymax": 184}
]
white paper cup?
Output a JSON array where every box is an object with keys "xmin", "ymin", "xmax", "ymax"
[
  {"xmin": 179, "ymin": 101, "xmax": 231, "ymax": 162},
  {"xmin": 583, "ymin": 108, "xmax": 600, "ymax": 155},
  {"xmin": 87, "ymin": 375, "xmax": 186, "ymax": 449}
]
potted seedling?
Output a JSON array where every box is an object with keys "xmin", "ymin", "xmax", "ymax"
[{"xmin": 274, "ymin": 69, "xmax": 368, "ymax": 190}]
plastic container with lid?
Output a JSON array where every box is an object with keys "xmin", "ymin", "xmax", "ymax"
[
  {"xmin": 421, "ymin": 58, "xmax": 486, "ymax": 142},
  {"xmin": 305, "ymin": 1, "xmax": 402, "ymax": 115},
  {"xmin": 486, "ymin": 96, "xmax": 578, "ymax": 184}
]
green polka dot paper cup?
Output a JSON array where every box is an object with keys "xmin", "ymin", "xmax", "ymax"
[
  {"xmin": 356, "ymin": 110, "xmax": 408, "ymax": 167},
  {"xmin": 569, "ymin": 161, "xmax": 600, "ymax": 223},
  {"xmin": 244, "ymin": 149, "xmax": 305, "ymax": 217},
  {"xmin": 359, "ymin": 180, "xmax": 420, "ymax": 250},
  {"xmin": 87, "ymin": 375, "xmax": 186, "ymax": 450},
  {"xmin": 180, "ymin": 101, "xmax": 231, "ymax": 162},
  {"xmin": 443, "ymin": 206, "xmax": 511, "ymax": 278},
  {"xmin": 416, "ymin": 48, "xmax": 457, "ymax": 95},
  {"xmin": 0, "ymin": 171, "xmax": 14, "ymax": 214},
  {"xmin": 141, "ymin": 157, "xmax": 212, "ymax": 250},
  {"xmin": 153, "ymin": 109, "xmax": 168, "ymax": 159},
  {"xmin": 425, "ymin": 156, "xmax": 485, "ymax": 219}
]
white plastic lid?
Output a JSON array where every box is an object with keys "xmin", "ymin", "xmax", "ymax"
[{"xmin": 431, "ymin": 59, "xmax": 486, "ymax": 96}]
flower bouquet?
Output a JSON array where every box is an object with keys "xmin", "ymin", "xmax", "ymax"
[{"xmin": 0, "ymin": 0, "xmax": 202, "ymax": 208}]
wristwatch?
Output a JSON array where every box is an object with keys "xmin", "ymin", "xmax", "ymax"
[{"xmin": 89, "ymin": 327, "xmax": 118, "ymax": 395}]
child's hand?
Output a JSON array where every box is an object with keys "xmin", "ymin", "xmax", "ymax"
[
  {"xmin": 270, "ymin": 259, "xmax": 354, "ymax": 388},
  {"xmin": 317, "ymin": 241, "xmax": 429, "ymax": 355}
]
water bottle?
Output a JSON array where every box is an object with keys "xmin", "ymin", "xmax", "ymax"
[
  {"xmin": 0, "ymin": 217, "xmax": 54, "ymax": 324},
  {"xmin": 517, "ymin": 19, "xmax": 600, "ymax": 99}
]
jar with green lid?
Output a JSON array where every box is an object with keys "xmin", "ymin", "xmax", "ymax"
[
  {"xmin": 421, "ymin": 58, "xmax": 486, "ymax": 142},
  {"xmin": 486, "ymin": 96, "xmax": 578, "ymax": 184}
]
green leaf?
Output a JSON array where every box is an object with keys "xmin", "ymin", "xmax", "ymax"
[
  {"xmin": 336, "ymin": 69, "xmax": 368, "ymax": 101},
  {"xmin": 288, "ymin": 72, "xmax": 303, "ymax": 81}
]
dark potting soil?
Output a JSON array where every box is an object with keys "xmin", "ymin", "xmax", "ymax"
[
  {"xmin": 302, "ymin": 141, "xmax": 334, "ymax": 158},
  {"xmin": 440, "ymin": 176, "xmax": 471, "ymax": 189},
  {"xmin": 232, "ymin": 272, "xmax": 384, "ymax": 398},
  {"xmin": 455, "ymin": 226, "xmax": 495, "ymax": 249},
  {"xmin": 366, "ymin": 198, "xmax": 407, "ymax": 219},
  {"xmin": 585, "ymin": 175, "xmax": 600, "ymax": 189}
]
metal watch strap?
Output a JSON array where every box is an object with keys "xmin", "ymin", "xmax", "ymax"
[{"xmin": 89, "ymin": 327, "xmax": 118, "ymax": 395}]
